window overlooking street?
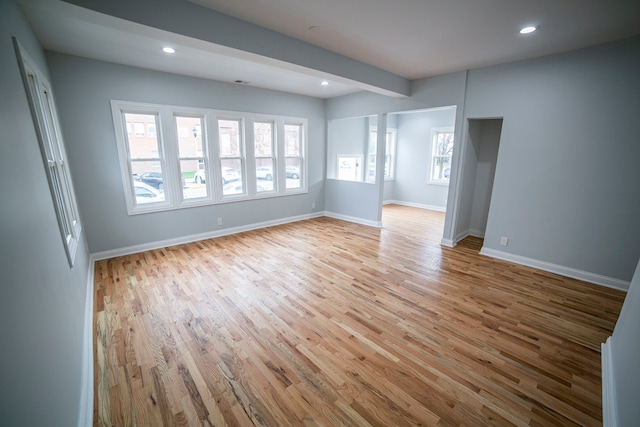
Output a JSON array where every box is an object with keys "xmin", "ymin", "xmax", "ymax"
[
  {"xmin": 111, "ymin": 100, "xmax": 307, "ymax": 214},
  {"xmin": 284, "ymin": 124, "xmax": 303, "ymax": 189},
  {"xmin": 176, "ymin": 115, "xmax": 207, "ymax": 200},
  {"xmin": 254, "ymin": 121, "xmax": 275, "ymax": 193},
  {"xmin": 219, "ymin": 119, "xmax": 244, "ymax": 196}
]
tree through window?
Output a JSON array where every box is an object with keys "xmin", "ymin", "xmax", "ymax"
[{"xmin": 430, "ymin": 128, "xmax": 454, "ymax": 184}]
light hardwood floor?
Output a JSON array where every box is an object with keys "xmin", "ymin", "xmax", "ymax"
[{"xmin": 93, "ymin": 205, "xmax": 625, "ymax": 426}]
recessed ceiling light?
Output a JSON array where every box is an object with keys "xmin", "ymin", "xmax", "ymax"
[
  {"xmin": 162, "ymin": 47, "xmax": 176, "ymax": 54},
  {"xmin": 519, "ymin": 26, "xmax": 538, "ymax": 34},
  {"xmin": 321, "ymin": 80, "xmax": 329, "ymax": 86}
]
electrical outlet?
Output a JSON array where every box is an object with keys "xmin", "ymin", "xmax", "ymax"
[
  {"xmin": 217, "ymin": 218, "xmax": 223, "ymax": 226},
  {"xmin": 312, "ymin": 201, "xmax": 316, "ymax": 209},
  {"xmin": 500, "ymin": 236, "xmax": 508, "ymax": 246}
]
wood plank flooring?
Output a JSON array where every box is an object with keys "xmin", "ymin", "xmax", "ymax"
[{"xmin": 93, "ymin": 205, "xmax": 626, "ymax": 426}]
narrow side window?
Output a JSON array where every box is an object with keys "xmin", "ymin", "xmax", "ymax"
[{"xmin": 14, "ymin": 38, "xmax": 82, "ymax": 266}]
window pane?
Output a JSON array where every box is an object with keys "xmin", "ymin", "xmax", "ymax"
[
  {"xmin": 131, "ymin": 160, "xmax": 165, "ymax": 192},
  {"xmin": 42, "ymin": 89, "xmax": 64, "ymax": 161},
  {"xmin": 181, "ymin": 160, "xmax": 207, "ymax": 199},
  {"xmin": 219, "ymin": 119, "xmax": 241, "ymax": 157},
  {"xmin": 134, "ymin": 181, "xmax": 165, "ymax": 204},
  {"xmin": 337, "ymin": 156, "xmax": 361, "ymax": 181},
  {"xmin": 368, "ymin": 131, "xmax": 377, "ymax": 183},
  {"xmin": 432, "ymin": 156, "xmax": 452, "ymax": 181},
  {"xmin": 284, "ymin": 124, "xmax": 301, "ymax": 156},
  {"xmin": 435, "ymin": 132, "xmax": 454, "ymax": 157},
  {"xmin": 254, "ymin": 122, "xmax": 273, "ymax": 157},
  {"xmin": 176, "ymin": 116, "xmax": 203, "ymax": 157},
  {"xmin": 124, "ymin": 113, "xmax": 160, "ymax": 159},
  {"xmin": 385, "ymin": 155, "xmax": 391, "ymax": 177},
  {"xmin": 60, "ymin": 164, "xmax": 78, "ymax": 225},
  {"xmin": 221, "ymin": 158, "xmax": 242, "ymax": 195},
  {"xmin": 50, "ymin": 166, "xmax": 70, "ymax": 237},
  {"xmin": 431, "ymin": 131, "xmax": 454, "ymax": 182},
  {"xmin": 286, "ymin": 158, "xmax": 301, "ymax": 189},
  {"xmin": 256, "ymin": 158, "xmax": 274, "ymax": 192}
]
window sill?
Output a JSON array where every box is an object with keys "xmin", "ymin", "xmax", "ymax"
[{"xmin": 127, "ymin": 189, "xmax": 308, "ymax": 215}]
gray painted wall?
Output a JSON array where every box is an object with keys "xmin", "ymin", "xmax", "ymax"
[
  {"xmin": 325, "ymin": 115, "xmax": 385, "ymax": 223},
  {"xmin": 467, "ymin": 36, "xmax": 640, "ymax": 281},
  {"xmin": 0, "ymin": 2, "xmax": 91, "ymax": 426},
  {"xmin": 324, "ymin": 179, "xmax": 381, "ymax": 223},
  {"xmin": 455, "ymin": 121, "xmax": 482, "ymax": 239},
  {"xmin": 468, "ymin": 119, "xmax": 502, "ymax": 236},
  {"xmin": 327, "ymin": 115, "xmax": 370, "ymax": 180},
  {"xmin": 610, "ymin": 258, "xmax": 640, "ymax": 426},
  {"xmin": 326, "ymin": 71, "xmax": 468, "ymax": 236},
  {"xmin": 391, "ymin": 108, "xmax": 455, "ymax": 208},
  {"xmin": 327, "ymin": 36, "xmax": 640, "ymax": 283},
  {"xmin": 46, "ymin": 53, "xmax": 326, "ymax": 254}
]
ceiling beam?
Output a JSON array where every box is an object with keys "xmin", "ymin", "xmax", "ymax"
[{"xmin": 62, "ymin": 0, "xmax": 411, "ymax": 98}]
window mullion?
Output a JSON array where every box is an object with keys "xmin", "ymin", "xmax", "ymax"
[
  {"xmin": 276, "ymin": 119, "xmax": 284, "ymax": 192},
  {"xmin": 206, "ymin": 113, "xmax": 222, "ymax": 201},
  {"xmin": 159, "ymin": 108, "xmax": 178, "ymax": 206},
  {"xmin": 245, "ymin": 119, "xmax": 256, "ymax": 196}
]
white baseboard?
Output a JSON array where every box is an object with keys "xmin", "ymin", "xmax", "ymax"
[
  {"xmin": 324, "ymin": 211, "xmax": 382, "ymax": 228},
  {"xmin": 440, "ymin": 238, "xmax": 455, "ymax": 247},
  {"xmin": 384, "ymin": 200, "xmax": 446, "ymax": 212},
  {"xmin": 469, "ymin": 229, "xmax": 485, "ymax": 238},
  {"xmin": 78, "ymin": 260, "xmax": 95, "ymax": 427},
  {"xmin": 480, "ymin": 247, "xmax": 630, "ymax": 291},
  {"xmin": 92, "ymin": 212, "xmax": 324, "ymax": 260},
  {"xmin": 454, "ymin": 230, "xmax": 470, "ymax": 244},
  {"xmin": 602, "ymin": 337, "xmax": 618, "ymax": 427}
]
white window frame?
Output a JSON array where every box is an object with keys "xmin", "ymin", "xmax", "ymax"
[
  {"xmin": 283, "ymin": 122, "xmax": 305, "ymax": 191},
  {"xmin": 429, "ymin": 126, "xmax": 454, "ymax": 186},
  {"xmin": 15, "ymin": 39, "xmax": 82, "ymax": 266},
  {"xmin": 384, "ymin": 129, "xmax": 397, "ymax": 180},
  {"xmin": 111, "ymin": 100, "xmax": 308, "ymax": 214},
  {"xmin": 252, "ymin": 120, "xmax": 277, "ymax": 194},
  {"xmin": 337, "ymin": 155, "xmax": 364, "ymax": 182},
  {"xmin": 112, "ymin": 103, "xmax": 174, "ymax": 214},
  {"xmin": 174, "ymin": 112, "xmax": 209, "ymax": 202},
  {"xmin": 366, "ymin": 127, "xmax": 397, "ymax": 183},
  {"xmin": 217, "ymin": 117, "xmax": 246, "ymax": 199}
]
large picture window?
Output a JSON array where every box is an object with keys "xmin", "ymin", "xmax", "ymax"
[
  {"xmin": 111, "ymin": 100, "xmax": 307, "ymax": 214},
  {"xmin": 15, "ymin": 39, "xmax": 82, "ymax": 266}
]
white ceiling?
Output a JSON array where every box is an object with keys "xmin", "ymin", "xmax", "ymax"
[
  {"xmin": 21, "ymin": 0, "xmax": 640, "ymax": 99},
  {"xmin": 190, "ymin": 0, "xmax": 640, "ymax": 79}
]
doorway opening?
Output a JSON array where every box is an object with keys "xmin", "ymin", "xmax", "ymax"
[{"xmin": 448, "ymin": 118, "xmax": 503, "ymax": 247}]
